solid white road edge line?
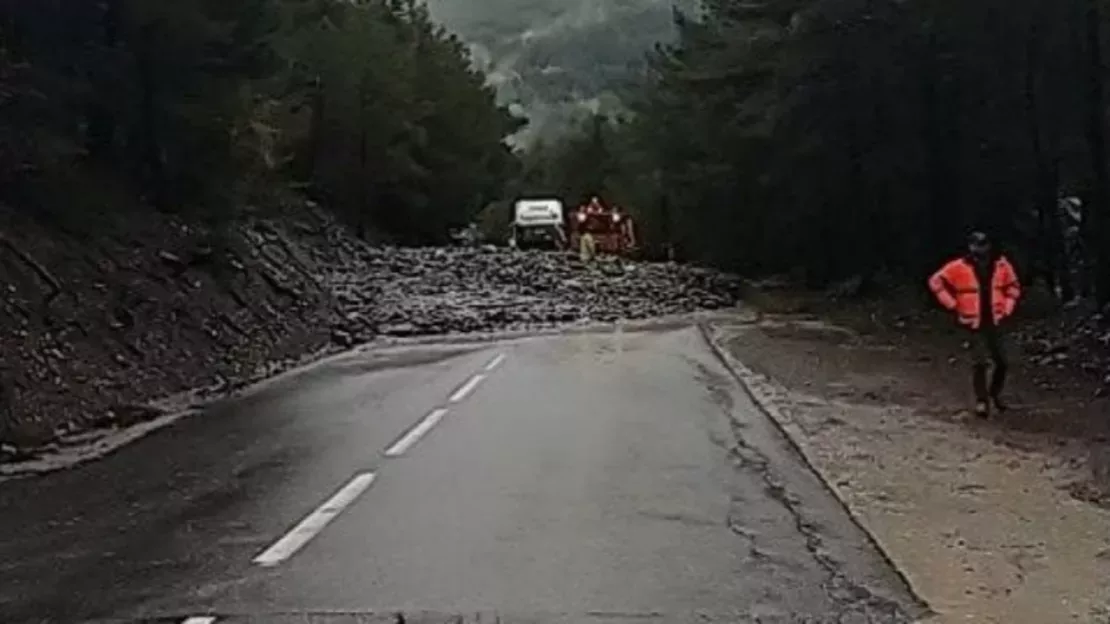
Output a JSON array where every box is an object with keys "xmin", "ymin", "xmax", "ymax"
[
  {"xmin": 182, "ymin": 617, "xmax": 217, "ymax": 624},
  {"xmin": 384, "ymin": 408, "xmax": 449, "ymax": 457},
  {"xmin": 252, "ymin": 472, "xmax": 377, "ymax": 567},
  {"xmin": 449, "ymin": 373, "xmax": 485, "ymax": 403},
  {"xmin": 483, "ymin": 352, "xmax": 506, "ymax": 372}
]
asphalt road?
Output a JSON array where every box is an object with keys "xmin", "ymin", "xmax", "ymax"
[{"xmin": 0, "ymin": 325, "xmax": 926, "ymax": 623}]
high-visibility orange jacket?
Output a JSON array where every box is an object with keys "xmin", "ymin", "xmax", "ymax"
[{"xmin": 928, "ymin": 256, "xmax": 1021, "ymax": 329}]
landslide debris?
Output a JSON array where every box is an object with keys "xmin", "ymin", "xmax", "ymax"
[
  {"xmin": 2, "ymin": 203, "xmax": 742, "ymax": 455},
  {"xmin": 319, "ymin": 246, "xmax": 742, "ymax": 340}
]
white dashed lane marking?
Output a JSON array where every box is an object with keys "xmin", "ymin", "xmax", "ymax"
[
  {"xmin": 483, "ymin": 353, "xmax": 506, "ymax": 372},
  {"xmin": 252, "ymin": 472, "xmax": 377, "ymax": 567},
  {"xmin": 448, "ymin": 373, "xmax": 486, "ymax": 403},
  {"xmin": 248, "ymin": 351, "xmax": 507, "ymax": 573},
  {"xmin": 385, "ymin": 352, "xmax": 504, "ymax": 456},
  {"xmin": 182, "ymin": 617, "xmax": 216, "ymax": 624},
  {"xmin": 384, "ymin": 408, "xmax": 448, "ymax": 457}
]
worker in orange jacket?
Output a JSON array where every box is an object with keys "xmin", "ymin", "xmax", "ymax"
[{"xmin": 928, "ymin": 231, "xmax": 1022, "ymax": 418}]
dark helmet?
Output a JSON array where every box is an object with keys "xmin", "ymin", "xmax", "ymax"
[{"xmin": 967, "ymin": 231, "xmax": 991, "ymax": 256}]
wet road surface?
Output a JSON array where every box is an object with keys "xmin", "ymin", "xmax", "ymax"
[{"xmin": 0, "ymin": 325, "xmax": 926, "ymax": 623}]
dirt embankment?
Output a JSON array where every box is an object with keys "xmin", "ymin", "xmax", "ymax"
[
  {"xmin": 734, "ymin": 278, "xmax": 1110, "ymax": 520},
  {"xmin": 713, "ymin": 281, "xmax": 1110, "ymax": 623},
  {"xmin": 0, "ymin": 204, "xmax": 348, "ymax": 453},
  {"xmin": 1, "ymin": 202, "xmax": 744, "ymax": 459}
]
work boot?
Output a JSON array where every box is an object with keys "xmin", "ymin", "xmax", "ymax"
[
  {"xmin": 991, "ymin": 394, "xmax": 1008, "ymax": 413},
  {"xmin": 972, "ymin": 364, "xmax": 990, "ymax": 418},
  {"xmin": 974, "ymin": 401, "xmax": 989, "ymax": 419},
  {"xmin": 989, "ymin": 367, "xmax": 1008, "ymax": 413}
]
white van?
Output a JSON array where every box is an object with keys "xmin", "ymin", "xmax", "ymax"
[{"xmin": 509, "ymin": 198, "xmax": 566, "ymax": 250}]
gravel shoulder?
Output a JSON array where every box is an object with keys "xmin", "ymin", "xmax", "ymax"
[{"xmin": 706, "ymin": 309, "xmax": 1110, "ymax": 623}]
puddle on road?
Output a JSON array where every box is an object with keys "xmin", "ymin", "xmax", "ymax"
[{"xmin": 755, "ymin": 316, "xmax": 860, "ymax": 345}]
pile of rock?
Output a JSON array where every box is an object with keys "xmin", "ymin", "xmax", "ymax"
[
  {"xmin": 0, "ymin": 203, "xmax": 743, "ymax": 454},
  {"xmin": 318, "ymin": 246, "xmax": 743, "ymax": 340},
  {"xmin": 1018, "ymin": 301, "xmax": 1110, "ymax": 395}
]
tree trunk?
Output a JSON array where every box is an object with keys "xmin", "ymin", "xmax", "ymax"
[
  {"xmin": 306, "ymin": 75, "xmax": 324, "ymax": 183},
  {"xmin": 1024, "ymin": 21, "xmax": 1061, "ymax": 296},
  {"xmin": 135, "ymin": 25, "xmax": 165, "ymax": 210},
  {"xmin": 1083, "ymin": 0, "xmax": 1110, "ymax": 302},
  {"xmin": 846, "ymin": 110, "xmax": 872, "ymax": 281},
  {"xmin": 921, "ymin": 31, "xmax": 962, "ymax": 273},
  {"xmin": 85, "ymin": 0, "xmax": 120, "ymax": 160},
  {"xmin": 357, "ymin": 78, "xmax": 369, "ymax": 240}
]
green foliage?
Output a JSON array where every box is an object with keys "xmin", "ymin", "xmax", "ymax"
[{"xmin": 0, "ymin": 0, "xmax": 518, "ymax": 243}]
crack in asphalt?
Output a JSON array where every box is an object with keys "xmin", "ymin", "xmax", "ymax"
[
  {"xmin": 726, "ymin": 434, "xmax": 909, "ymax": 623},
  {"xmin": 691, "ymin": 359, "xmax": 912, "ymax": 623}
]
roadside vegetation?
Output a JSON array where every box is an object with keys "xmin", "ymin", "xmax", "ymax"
[
  {"xmin": 6, "ymin": 0, "xmax": 1110, "ymax": 455},
  {"xmin": 530, "ymin": 0, "xmax": 1110, "ymax": 302},
  {"xmin": 0, "ymin": 0, "xmax": 519, "ymax": 243},
  {"xmin": 0, "ymin": 0, "xmax": 521, "ymax": 450}
]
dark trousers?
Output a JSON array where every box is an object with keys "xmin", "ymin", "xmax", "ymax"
[{"xmin": 968, "ymin": 326, "xmax": 1007, "ymax": 402}]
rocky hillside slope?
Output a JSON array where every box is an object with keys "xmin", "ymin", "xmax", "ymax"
[{"xmin": 0, "ymin": 202, "xmax": 742, "ymax": 457}]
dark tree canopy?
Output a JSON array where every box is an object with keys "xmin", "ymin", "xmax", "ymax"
[
  {"xmin": 524, "ymin": 0, "xmax": 1110, "ymax": 301},
  {"xmin": 0, "ymin": 0, "xmax": 522, "ymax": 243},
  {"xmin": 8, "ymin": 0, "xmax": 1110, "ymax": 300}
]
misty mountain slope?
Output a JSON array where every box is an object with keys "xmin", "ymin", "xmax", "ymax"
[{"xmin": 426, "ymin": 0, "xmax": 687, "ymax": 143}]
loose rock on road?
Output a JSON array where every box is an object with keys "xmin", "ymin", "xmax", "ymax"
[
  {"xmin": 0, "ymin": 324, "xmax": 927, "ymax": 623},
  {"xmin": 321, "ymin": 247, "xmax": 744, "ymax": 340}
]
